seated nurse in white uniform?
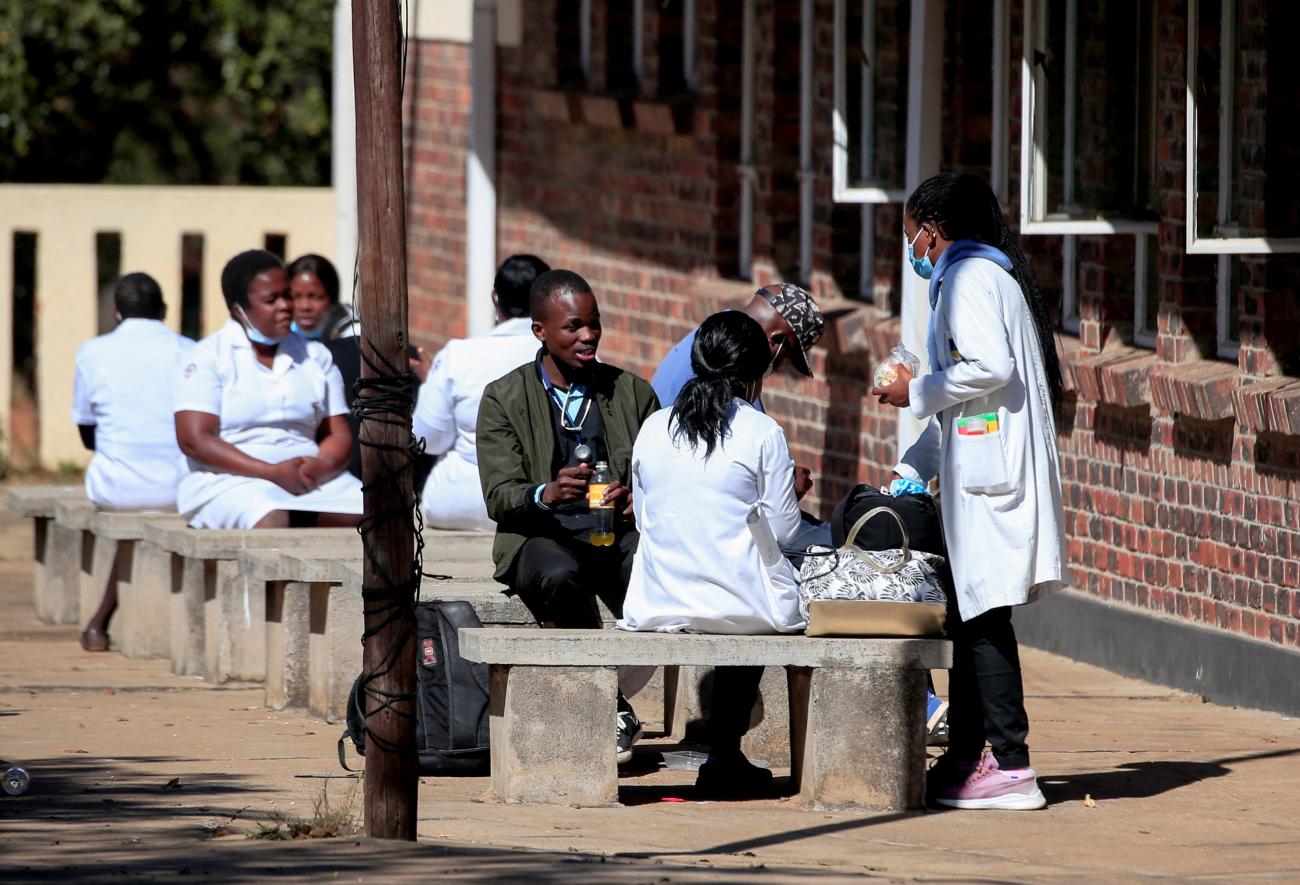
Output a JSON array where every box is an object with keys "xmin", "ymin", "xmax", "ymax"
[
  {"xmin": 618, "ymin": 311, "xmax": 803, "ymax": 800},
  {"xmin": 174, "ymin": 250, "xmax": 362, "ymax": 529},
  {"xmin": 71, "ymin": 271, "xmax": 195, "ymax": 651},
  {"xmin": 410, "ymin": 254, "xmax": 550, "ymax": 530}
]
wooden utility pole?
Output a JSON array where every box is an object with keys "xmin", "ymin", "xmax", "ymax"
[{"xmin": 352, "ymin": 0, "xmax": 418, "ymax": 841}]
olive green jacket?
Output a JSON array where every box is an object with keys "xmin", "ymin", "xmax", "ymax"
[{"xmin": 475, "ymin": 357, "xmax": 660, "ymax": 582}]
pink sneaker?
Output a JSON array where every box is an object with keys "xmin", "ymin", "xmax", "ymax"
[{"xmin": 932, "ymin": 753, "xmax": 1046, "ymax": 810}]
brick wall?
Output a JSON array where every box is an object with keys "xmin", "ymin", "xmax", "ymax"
[
  {"xmin": 403, "ymin": 1, "xmax": 1300, "ymax": 652},
  {"xmin": 403, "ymin": 39, "xmax": 471, "ymax": 352}
]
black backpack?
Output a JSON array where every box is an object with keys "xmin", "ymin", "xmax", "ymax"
[{"xmin": 338, "ymin": 599, "xmax": 491, "ymax": 776}]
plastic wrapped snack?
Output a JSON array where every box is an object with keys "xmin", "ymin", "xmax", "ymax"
[{"xmin": 873, "ymin": 343, "xmax": 921, "ymax": 388}]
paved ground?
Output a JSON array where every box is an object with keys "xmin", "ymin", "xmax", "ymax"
[{"xmin": 1, "ymin": 499, "xmax": 1298, "ymax": 883}]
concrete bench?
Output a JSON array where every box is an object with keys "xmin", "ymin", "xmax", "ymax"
[
  {"xmin": 459, "ymin": 628, "xmax": 952, "ymax": 811},
  {"xmin": 141, "ymin": 524, "xmax": 361, "ymax": 680},
  {"xmin": 6, "ymin": 485, "xmax": 87, "ymax": 625},
  {"xmin": 81, "ymin": 510, "xmax": 189, "ymax": 657},
  {"xmin": 238, "ymin": 538, "xmax": 509, "ymax": 718}
]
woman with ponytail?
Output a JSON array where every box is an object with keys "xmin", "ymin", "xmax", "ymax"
[
  {"xmin": 619, "ymin": 311, "xmax": 803, "ymax": 798},
  {"xmin": 871, "ymin": 173, "xmax": 1067, "ymax": 811}
]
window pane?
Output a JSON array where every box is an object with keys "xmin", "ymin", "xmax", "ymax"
[
  {"xmin": 1041, "ymin": 0, "xmax": 1156, "ymax": 219},
  {"xmin": 843, "ymin": 0, "xmax": 908, "ymax": 191},
  {"xmin": 1194, "ymin": 0, "xmax": 1300, "ymax": 239}
]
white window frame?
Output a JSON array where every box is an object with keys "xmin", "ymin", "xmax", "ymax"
[
  {"xmin": 579, "ymin": 0, "xmax": 591, "ymax": 80},
  {"xmin": 1019, "ymin": 0, "xmax": 1160, "ymax": 237},
  {"xmin": 1060, "ymin": 234, "xmax": 1080, "ymax": 333},
  {"xmin": 1216, "ymin": 254, "xmax": 1241, "ymax": 358},
  {"xmin": 1185, "ymin": 0, "xmax": 1300, "ymax": 255},
  {"xmin": 633, "ymin": 0, "xmax": 644, "ymax": 84},
  {"xmin": 1133, "ymin": 233, "xmax": 1157, "ymax": 348},
  {"xmin": 683, "ymin": 0, "xmax": 696, "ymax": 90},
  {"xmin": 831, "ymin": 0, "xmax": 906, "ymax": 205}
]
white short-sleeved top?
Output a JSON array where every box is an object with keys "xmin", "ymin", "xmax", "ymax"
[
  {"xmin": 174, "ymin": 319, "xmax": 348, "ymax": 466},
  {"xmin": 70, "ymin": 318, "xmax": 195, "ymax": 510}
]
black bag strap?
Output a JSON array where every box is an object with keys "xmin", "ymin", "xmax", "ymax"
[{"xmin": 337, "ymin": 733, "xmax": 362, "ymax": 772}]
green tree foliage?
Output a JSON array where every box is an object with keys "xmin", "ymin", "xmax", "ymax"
[{"xmin": 0, "ymin": 0, "xmax": 333, "ymax": 185}]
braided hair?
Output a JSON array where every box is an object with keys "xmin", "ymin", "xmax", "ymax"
[
  {"xmin": 906, "ymin": 173, "xmax": 1064, "ymax": 414},
  {"xmin": 671, "ymin": 312, "xmax": 772, "ymax": 458}
]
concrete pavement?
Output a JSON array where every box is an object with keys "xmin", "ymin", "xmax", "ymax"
[{"xmin": 1, "ymin": 500, "xmax": 1298, "ymax": 882}]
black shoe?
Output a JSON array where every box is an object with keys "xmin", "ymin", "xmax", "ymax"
[{"xmin": 694, "ymin": 753, "xmax": 774, "ymax": 799}]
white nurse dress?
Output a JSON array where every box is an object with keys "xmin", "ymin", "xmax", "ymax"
[{"xmin": 174, "ymin": 320, "xmax": 363, "ymax": 529}]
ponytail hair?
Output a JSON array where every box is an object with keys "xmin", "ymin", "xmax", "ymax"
[
  {"xmin": 671, "ymin": 312, "xmax": 772, "ymax": 458},
  {"xmin": 906, "ymin": 173, "xmax": 1064, "ymax": 414}
]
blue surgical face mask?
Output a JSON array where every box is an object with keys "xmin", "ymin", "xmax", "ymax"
[
  {"xmin": 905, "ymin": 227, "xmax": 934, "ymax": 280},
  {"xmin": 235, "ymin": 305, "xmax": 287, "ymax": 346},
  {"xmin": 290, "ymin": 320, "xmax": 324, "ymax": 340}
]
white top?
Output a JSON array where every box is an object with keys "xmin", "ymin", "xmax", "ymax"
[
  {"xmin": 895, "ymin": 257, "xmax": 1068, "ymax": 621},
  {"xmin": 618, "ymin": 401, "xmax": 806, "ymax": 635},
  {"xmin": 70, "ymin": 319, "xmax": 194, "ymax": 510},
  {"xmin": 172, "ymin": 319, "xmax": 360, "ymax": 528},
  {"xmin": 413, "ymin": 317, "xmax": 540, "ymax": 531}
]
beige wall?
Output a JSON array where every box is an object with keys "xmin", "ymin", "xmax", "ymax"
[
  {"xmin": 0, "ymin": 185, "xmax": 334, "ymax": 469},
  {"xmin": 407, "ymin": 0, "xmax": 522, "ymax": 46}
]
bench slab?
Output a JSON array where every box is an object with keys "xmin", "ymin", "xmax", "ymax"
[
  {"xmin": 6, "ymin": 485, "xmax": 85, "ymax": 518},
  {"xmin": 460, "ymin": 629, "xmax": 952, "ymax": 669}
]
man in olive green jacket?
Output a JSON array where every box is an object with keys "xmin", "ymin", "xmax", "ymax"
[{"xmin": 476, "ymin": 270, "xmax": 659, "ymax": 761}]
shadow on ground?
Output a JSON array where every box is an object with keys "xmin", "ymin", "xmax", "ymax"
[
  {"xmin": 0, "ymin": 755, "xmax": 271, "ymax": 838},
  {"xmin": 1038, "ymin": 746, "xmax": 1300, "ymax": 803},
  {"xmin": 0, "ymin": 835, "xmax": 867, "ymax": 883}
]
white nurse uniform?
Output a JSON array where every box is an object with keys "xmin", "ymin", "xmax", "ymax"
[
  {"xmin": 71, "ymin": 318, "xmax": 194, "ymax": 511},
  {"xmin": 174, "ymin": 320, "xmax": 363, "ymax": 529}
]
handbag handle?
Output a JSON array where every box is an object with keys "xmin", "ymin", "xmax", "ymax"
[{"xmin": 842, "ymin": 506, "xmax": 912, "ymax": 574}]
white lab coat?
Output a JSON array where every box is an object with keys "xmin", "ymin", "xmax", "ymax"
[
  {"xmin": 173, "ymin": 320, "xmax": 362, "ymax": 529},
  {"xmin": 896, "ymin": 257, "xmax": 1068, "ymax": 622},
  {"xmin": 412, "ymin": 317, "xmax": 540, "ymax": 531},
  {"xmin": 70, "ymin": 319, "xmax": 194, "ymax": 511},
  {"xmin": 618, "ymin": 401, "xmax": 806, "ymax": 634}
]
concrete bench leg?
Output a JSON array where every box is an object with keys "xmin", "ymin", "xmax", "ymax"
[
  {"xmin": 265, "ymin": 581, "xmax": 311, "ymax": 710},
  {"xmin": 206, "ymin": 561, "xmax": 266, "ymax": 683},
  {"xmin": 172, "ymin": 556, "xmax": 207, "ymax": 676},
  {"xmin": 34, "ymin": 517, "xmax": 81, "ymax": 625},
  {"xmin": 488, "ymin": 664, "xmax": 618, "ymax": 806},
  {"xmin": 788, "ymin": 665, "xmax": 927, "ymax": 811},
  {"xmin": 308, "ymin": 582, "xmax": 358, "ymax": 719},
  {"xmin": 120, "ymin": 540, "xmax": 172, "ymax": 659},
  {"xmin": 79, "ymin": 531, "xmax": 118, "ymax": 635}
]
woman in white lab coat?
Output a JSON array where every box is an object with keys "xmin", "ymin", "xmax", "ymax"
[
  {"xmin": 619, "ymin": 311, "xmax": 802, "ymax": 798},
  {"xmin": 174, "ymin": 250, "xmax": 363, "ymax": 529},
  {"xmin": 872, "ymin": 173, "xmax": 1067, "ymax": 811}
]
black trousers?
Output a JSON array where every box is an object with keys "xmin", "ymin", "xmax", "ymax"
[
  {"xmin": 508, "ymin": 532, "xmax": 638, "ymax": 628},
  {"xmin": 945, "ymin": 604, "xmax": 1031, "ymax": 770},
  {"xmin": 707, "ymin": 666, "xmax": 765, "ymax": 755}
]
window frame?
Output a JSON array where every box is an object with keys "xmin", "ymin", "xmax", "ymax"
[
  {"xmin": 1133, "ymin": 233, "xmax": 1158, "ymax": 348},
  {"xmin": 831, "ymin": 0, "xmax": 907, "ymax": 205},
  {"xmin": 1019, "ymin": 0, "xmax": 1161, "ymax": 237},
  {"xmin": 1184, "ymin": 0, "xmax": 1300, "ymax": 255}
]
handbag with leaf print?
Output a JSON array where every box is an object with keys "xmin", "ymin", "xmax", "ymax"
[{"xmin": 797, "ymin": 506, "xmax": 948, "ymax": 636}]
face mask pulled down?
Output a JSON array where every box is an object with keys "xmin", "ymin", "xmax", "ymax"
[{"xmin": 235, "ymin": 305, "xmax": 287, "ymax": 346}]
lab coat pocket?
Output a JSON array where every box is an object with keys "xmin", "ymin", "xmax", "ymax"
[{"xmin": 956, "ymin": 412, "xmax": 1014, "ymax": 495}]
